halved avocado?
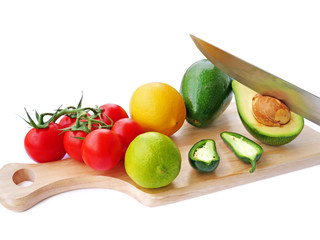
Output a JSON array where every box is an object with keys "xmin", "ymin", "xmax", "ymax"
[{"xmin": 232, "ymin": 80, "xmax": 304, "ymax": 146}]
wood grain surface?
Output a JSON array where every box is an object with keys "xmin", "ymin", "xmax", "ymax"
[{"xmin": 1, "ymin": 103, "xmax": 320, "ymax": 212}]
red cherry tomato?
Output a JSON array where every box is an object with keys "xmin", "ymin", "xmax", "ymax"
[
  {"xmin": 58, "ymin": 116, "xmax": 76, "ymax": 128},
  {"xmin": 24, "ymin": 122, "xmax": 66, "ymax": 163},
  {"xmin": 81, "ymin": 129, "xmax": 123, "ymax": 171},
  {"xmin": 112, "ymin": 118, "xmax": 144, "ymax": 159},
  {"xmin": 63, "ymin": 130, "xmax": 88, "ymax": 162},
  {"xmin": 98, "ymin": 103, "xmax": 129, "ymax": 125}
]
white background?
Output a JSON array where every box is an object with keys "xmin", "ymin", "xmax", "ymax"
[{"xmin": 1, "ymin": 0, "xmax": 320, "ymax": 239}]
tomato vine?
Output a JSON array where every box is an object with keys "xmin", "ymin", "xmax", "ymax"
[{"xmin": 22, "ymin": 94, "xmax": 113, "ymax": 133}]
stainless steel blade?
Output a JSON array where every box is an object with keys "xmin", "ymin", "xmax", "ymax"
[{"xmin": 190, "ymin": 34, "xmax": 320, "ymax": 125}]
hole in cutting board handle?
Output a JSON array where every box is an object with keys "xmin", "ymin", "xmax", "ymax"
[{"xmin": 12, "ymin": 168, "xmax": 36, "ymax": 187}]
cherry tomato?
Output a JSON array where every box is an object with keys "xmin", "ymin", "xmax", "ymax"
[
  {"xmin": 24, "ymin": 122, "xmax": 66, "ymax": 163},
  {"xmin": 81, "ymin": 129, "xmax": 123, "ymax": 171},
  {"xmin": 58, "ymin": 116, "xmax": 76, "ymax": 129},
  {"xmin": 98, "ymin": 103, "xmax": 129, "ymax": 125},
  {"xmin": 63, "ymin": 130, "xmax": 88, "ymax": 162},
  {"xmin": 112, "ymin": 118, "xmax": 144, "ymax": 159}
]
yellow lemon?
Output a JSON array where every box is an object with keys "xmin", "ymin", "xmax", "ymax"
[{"xmin": 129, "ymin": 82, "xmax": 186, "ymax": 136}]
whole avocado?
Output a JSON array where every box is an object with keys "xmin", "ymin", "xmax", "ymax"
[{"xmin": 180, "ymin": 59, "xmax": 232, "ymax": 127}]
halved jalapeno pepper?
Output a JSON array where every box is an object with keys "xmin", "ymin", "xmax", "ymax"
[
  {"xmin": 188, "ymin": 139, "xmax": 220, "ymax": 173},
  {"xmin": 220, "ymin": 132, "xmax": 263, "ymax": 173}
]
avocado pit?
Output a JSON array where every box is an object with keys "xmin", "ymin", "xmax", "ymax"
[{"xmin": 252, "ymin": 94, "xmax": 291, "ymax": 127}]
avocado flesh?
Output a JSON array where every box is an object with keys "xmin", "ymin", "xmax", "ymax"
[{"xmin": 232, "ymin": 80, "xmax": 304, "ymax": 146}]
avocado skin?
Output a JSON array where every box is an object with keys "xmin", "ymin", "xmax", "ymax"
[{"xmin": 180, "ymin": 59, "xmax": 232, "ymax": 128}]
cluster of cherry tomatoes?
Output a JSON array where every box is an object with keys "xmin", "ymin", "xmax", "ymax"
[{"xmin": 24, "ymin": 103, "xmax": 144, "ymax": 171}]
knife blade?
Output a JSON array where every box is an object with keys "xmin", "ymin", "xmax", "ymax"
[{"xmin": 190, "ymin": 34, "xmax": 320, "ymax": 125}]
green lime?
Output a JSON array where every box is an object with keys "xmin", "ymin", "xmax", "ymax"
[{"xmin": 124, "ymin": 132, "xmax": 181, "ymax": 189}]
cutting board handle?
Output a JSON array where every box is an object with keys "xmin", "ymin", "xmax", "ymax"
[{"xmin": 0, "ymin": 159, "xmax": 138, "ymax": 212}]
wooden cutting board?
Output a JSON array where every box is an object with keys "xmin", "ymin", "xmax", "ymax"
[{"xmin": 1, "ymin": 103, "xmax": 320, "ymax": 212}]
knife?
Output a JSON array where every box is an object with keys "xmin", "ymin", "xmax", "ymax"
[{"xmin": 190, "ymin": 34, "xmax": 320, "ymax": 125}]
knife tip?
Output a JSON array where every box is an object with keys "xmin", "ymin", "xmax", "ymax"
[{"xmin": 189, "ymin": 34, "xmax": 199, "ymax": 44}]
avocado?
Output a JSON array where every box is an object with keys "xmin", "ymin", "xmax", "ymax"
[
  {"xmin": 180, "ymin": 59, "xmax": 232, "ymax": 127},
  {"xmin": 232, "ymin": 80, "xmax": 304, "ymax": 146}
]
